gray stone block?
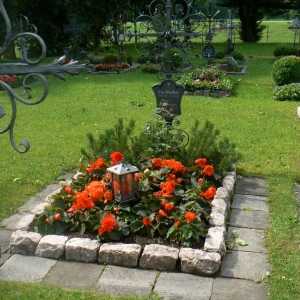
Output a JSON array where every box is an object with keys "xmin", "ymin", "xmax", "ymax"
[
  {"xmin": 154, "ymin": 272, "xmax": 214, "ymax": 300},
  {"xmin": 65, "ymin": 238, "xmax": 100, "ymax": 263},
  {"xmin": 179, "ymin": 248, "xmax": 221, "ymax": 275},
  {"xmin": 98, "ymin": 243, "xmax": 141, "ymax": 267},
  {"xmin": 220, "ymin": 250, "xmax": 270, "ymax": 280},
  {"xmin": 204, "ymin": 227, "xmax": 226, "ymax": 256},
  {"xmin": 96, "ymin": 265, "xmax": 157, "ymax": 297},
  {"xmin": 232, "ymin": 194, "xmax": 268, "ymax": 211},
  {"xmin": 0, "ymin": 254, "xmax": 56, "ymax": 282},
  {"xmin": 139, "ymin": 244, "xmax": 179, "ymax": 271},
  {"xmin": 31, "ymin": 202, "xmax": 50, "ymax": 215},
  {"xmin": 211, "ymin": 277, "xmax": 268, "ymax": 300},
  {"xmin": 0, "ymin": 229, "xmax": 14, "ymax": 253},
  {"xmin": 15, "ymin": 214, "xmax": 36, "ymax": 231},
  {"xmin": 235, "ymin": 177, "xmax": 269, "ymax": 197},
  {"xmin": 10, "ymin": 230, "xmax": 42, "ymax": 255},
  {"xmin": 35, "ymin": 235, "xmax": 68, "ymax": 259},
  {"xmin": 0, "ymin": 212, "xmax": 29, "ymax": 230},
  {"xmin": 227, "ymin": 226, "xmax": 266, "ymax": 253},
  {"xmin": 230, "ymin": 209, "xmax": 269, "ymax": 229},
  {"xmin": 215, "ymin": 187, "xmax": 230, "ymax": 208},
  {"xmin": 43, "ymin": 260, "xmax": 103, "ymax": 290}
]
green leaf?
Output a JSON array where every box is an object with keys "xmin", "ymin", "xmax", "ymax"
[
  {"xmin": 129, "ymin": 219, "xmax": 143, "ymax": 232},
  {"xmin": 79, "ymin": 222, "xmax": 86, "ymax": 235},
  {"xmin": 235, "ymin": 238, "xmax": 248, "ymax": 246},
  {"xmin": 231, "ymin": 230, "xmax": 239, "ymax": 239},
  {"xmin": 109, "ymin": 230, "xmax": 122, "ymax": 241},
  {"xmin": 119, "ymin": 203, "xmax": 131, "ymax": 212}
]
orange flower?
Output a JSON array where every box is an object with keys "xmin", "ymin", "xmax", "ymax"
[
  {"xmin": 104, "ymin": 191, "xmax": 113, "ymax": 201},
  {"xmin": 74, "ymin": 190, "xmax": 94, "ymax": 210},
  {"xmin": 176, "ymin": 178, "xmax": 182, "ymax": 184},
  {"xmin": 134, "ymin": 173, "xmax": 141, "ymax": 181},
  {"xmin": 168, "ymin": 174, "xmax": 176, "ymax": 180},
  {"xmin": 86, "ymin": 167, "xmax": 93, "ymax": 174},
  {"xmin": 153, "ymin": 158, "xmax": 162, "ymax": 167},
  {"xmin": 195, "ymin": 158, "xmax": 207, "ymax": 168},
  {"xmin": 185, "ymin": 211, "xmax": 196, "ymax": 224},
  {"xmin": 143, "ymin": 217, "xmax": 152, "ymax": 227},
  {"xmin": 158, "ymin": 209, "xmax": 167, "ymax": 217},
  {"xmin": 91, "ymin": 157, "xmax": 105, "ymax": 169},
  {"xmin": 160, "ymin": 200, "xmax": 167, "ymax": 207},
  {"xmin": 203, "ymin": 165, "xmax": 214, "ymax": 177},
  {"xmin": 101, "ymin": 214, "xmax": 117, "ymax": 233},
  {"xmin": 160, "ymin": 180, "xmax": 175, "ymax": 194},
  {"xmin": 110, "ymin": 152, "xmax": 123, "ymax": 162},
  {"xmin": 165, "ymin": 203, "xmax": 174, "ymax": 211},
  {"xmin": 174, "ymin": 220, "xmax": 180, "ymax": 227},
  {"xmin": 88, "ymin": 187, "xmax": 104, "ymax": 201},
  {"xmin": 98, "ymin": 227, "xmax": 105, "ymax": 235},
  {"xmin": 204, "ymin": 187, "xmax": 216, "ymax": 200}
]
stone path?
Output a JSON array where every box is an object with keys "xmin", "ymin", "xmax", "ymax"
[{"xmin": 0, "ymin": 176, "xmax": 270, "ymax": 299}]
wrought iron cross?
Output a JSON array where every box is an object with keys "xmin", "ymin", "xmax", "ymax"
[
  {"xmin": 0, "ymin": 0, "xmax": 90, "ymax": 153},
  {"xmin": 128, "ymin": 0, "xmax": 207, "ymax": 81}
]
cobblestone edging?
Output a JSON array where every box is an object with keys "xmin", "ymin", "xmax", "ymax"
[{"xmin": 8, "ymin": 172, "xmax": 236, "ymax": 276}]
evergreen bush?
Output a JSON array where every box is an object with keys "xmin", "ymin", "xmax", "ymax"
[
  {"xmin": 273, "ymin": 45, "xmax": 299, "ymax": 57},
  {"xmin": 273, "ymin": 83, "xmax": 300, "ymax": 101},
  {"xmin": 271, "ymin": 56, "xmax": 300, "ymax": 86}
]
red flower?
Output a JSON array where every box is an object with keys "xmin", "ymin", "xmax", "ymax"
[
  {"xmin": 158, "ymin": 209, "xmax": 167, "ymax": 217},
  {"xmin": 100, "ymin": 214, "xmax": 117, "ymax": 233},
  {"xmin": 143, "ymin": 217, "xmax": 152, "ymax": 227},
  {"xmin": 165, "ymin": 203, "xmax": 174, "ymax": 211},
  {"xmin": 203, "ymin": 165, "xmax": 214, "ymax": 177},
  {"xmin": 74, "ymin": 190, "xmax": 94, "ymax": 210},
  {"xmin": 153, "ymin": 158, "xmax": 161, "ymax": 167},
  {"xmin": 204, "ymin": 187, "xmax": 216, "ymax": 200},
  {"xmin": 63, "ymin": 186, "xmax": 73, "ymax": 194},
  {"xmin": 110, "ymin": 152, "xmax": 123, "ymax": 162},
  {"xmin": 160, "ymin": 180, "xmax": 175, "ymax": 194},
  {"xmin": 174, "ymin": 220, "xmax": 180, "ymax": 227},
  {"xmin": 185, "ymin": 211, "xmax": 196, "ymax": 224},
  {"xmin": 90, "ymin": 157, "xmax": 105, "ymax": 169},
  {"xmin": 135, "ymin": 173, "xmax": 141, "ymax": 181},
  {"xmin": 195, "ymin": 158, "xmax": 207, "ymax": 168},
  {"xmin": 104, "ymin": 191, "xmax": 113, "ymax": 201}
]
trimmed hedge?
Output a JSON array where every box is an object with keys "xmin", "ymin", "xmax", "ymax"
[{"xmin": 272, "ymin": 56, "xmax": 300, "ymax": 86}]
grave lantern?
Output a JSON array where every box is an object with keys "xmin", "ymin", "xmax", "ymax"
[{"xmin": 107, "ymin": 160, "xmax": 139, "ymax": 202}]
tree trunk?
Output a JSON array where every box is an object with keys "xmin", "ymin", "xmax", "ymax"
[{"xmin": 3, "ymin": 42, "xmax": 16, "ymax": 59}]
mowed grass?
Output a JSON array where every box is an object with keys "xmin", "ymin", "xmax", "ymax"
[{"xmin": 1, "ymin": 35, "xmax": 300, "ymax": 299}]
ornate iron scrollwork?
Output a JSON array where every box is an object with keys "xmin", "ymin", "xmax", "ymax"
[{"xmin": 0, "ymin": 0, "xmax": 90, "ymax": 153}]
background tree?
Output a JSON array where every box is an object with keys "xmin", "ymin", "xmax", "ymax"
[{"xmin": 217, "ymin": 0, "xmax": 300, "ymax": 42}]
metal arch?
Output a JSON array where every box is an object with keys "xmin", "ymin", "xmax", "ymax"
[{"xmin": 0, "ymin": 0, "xmax": 91, "ymax": 153}]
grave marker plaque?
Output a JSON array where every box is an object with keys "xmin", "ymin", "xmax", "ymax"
[
  {"xmin": 202, "ymin": 43, "xmax": 216, "ymax": 58},
  {"xmin": 152, "ymin": 79, "xmax": 185, "ymax": 119}
]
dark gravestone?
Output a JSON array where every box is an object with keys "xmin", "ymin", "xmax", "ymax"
[
  {"xmin": 202, "ymin": 44, "xmax": 217, "ymax": 58},
  {"xmin": 152, "ymin": 79, "xmax": 185, "ymax": 123}
]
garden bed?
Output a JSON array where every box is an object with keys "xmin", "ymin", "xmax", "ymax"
[
  {"xmin": 91, "ymin": 63, "xmax": 140, "ymax": 75},
  {"xmin": 9, "ymin": 171, "xmax": 235, "ymax": 276}
]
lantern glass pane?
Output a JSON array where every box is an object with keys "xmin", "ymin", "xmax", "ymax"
[{"xmin": 113, "ymin": 174, "xmax": 120, "ymax": 196}]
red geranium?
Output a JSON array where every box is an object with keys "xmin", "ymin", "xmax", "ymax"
[{"xmin": 110, "ymin": 152, "xmax": 123, "ymax": 162}]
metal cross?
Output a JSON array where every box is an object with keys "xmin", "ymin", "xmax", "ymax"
[
  {"xmin": 128, "ymin": 0, "xmax": 207, "ymax": 80},
  {"xmin": 64, "ymin": 14, "xmax": 85, "ymax": 55},
  {"xmin": 0, "ymin": 0, "xmax": 90, "ymax": 153}
]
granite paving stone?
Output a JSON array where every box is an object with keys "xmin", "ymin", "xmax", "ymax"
[
  {"xmin": 0, "ymin": 253, "xmax": 11, "ymax": 266},
  {"xmin": 211, "ymin": 277, "xmax": 268, "ymax": 300},
  {"xmin": 0, "ymin": 212, "xmax": 30, "ymax": 229},
  {"xmin": 232, "ymin": 194, "xmax": 268, "ymax": 211},
  {"xmin": 227, "ymin": 226, "xmax": 266, "ymax": 253},
  {"xmin": 0, "ymin": 229, "xmax": 14, "ymax": 253},
  {"xmin": 230, "ymin": 209, "xmax": 269, "ymax": 229},
  {"xmin": 96, "ymin": 265, "xmax": 157, "ymax": 297},
  {"xmin": 154, "ymin": 272, "xmax": 214, "ymax": 300},
  {"xmin": 235, "ymin": 177, "xmax": 269, "ymax": 197},
  {"xmin": 43, "ymin": 260, "xmax": 104, "ymax": 290},
  {"xmin": 220, "ymin": 250, "xmax": 270, "ymax": 280},
  {"xmin": 0, "ymin": 254, "xmax": 56, "ymax": 282}
]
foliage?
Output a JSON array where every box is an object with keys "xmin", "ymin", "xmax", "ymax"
[
  {"xmin": 272, "ymin": 55, "xmax": 300, "ymax": 85},
  {"xmin": 36, "ymin": 116, "xmax": 239, "ymax": 246},
  {"xmin": 273, "ymin": 45, "xmax": 300, "ymax": 57},
  {"xmin": 103, "ymin": 54, "xmax": 118, "ymax": 64},
  {"xmin": 273, "ymin": 83, "xmax": 300, "ymax": 101},
  {"xmin": 87, "ymin": 54, "xmax": 104, "ymax": 64},
  {"xmin": 178, "ymin": 68, "xmax": 235, "ymax": 92}
]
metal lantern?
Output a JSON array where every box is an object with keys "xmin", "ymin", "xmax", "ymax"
[{"xmin": 107, "ymin": 161, "xmax": 139, "ymax": 202}]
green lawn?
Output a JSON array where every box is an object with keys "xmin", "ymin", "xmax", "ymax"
[{"xmin": 1, "ymin": 39, "xmax": 300, "ymax": 299}]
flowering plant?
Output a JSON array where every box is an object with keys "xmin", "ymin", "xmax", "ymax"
[
  {"xmin": 94, "ymin": 62, "xmax": 129, "ymax": 72},
  {"xmin": 0, "ymin": 75, "xmax": 19, "ymax": 84},
  {"xmin": 36, "ymin": 151, "xmax": 218, "ymax": 247},
  {"xmin": 178, "ymin": 68, "xmax": 235, "ymax": 92}
]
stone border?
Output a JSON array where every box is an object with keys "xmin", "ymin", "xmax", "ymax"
[{"xmin": 9, "ymin": 171, "xmax": 236, "ymax": 276}]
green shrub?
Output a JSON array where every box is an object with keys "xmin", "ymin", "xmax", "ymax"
[
  {"xmin": 232, "ymin": 51, "xmax": 244, "ymax": 61},
  {"xmin": 87, "ymin": 54, "xmax": 104, "ymax": 64},
  {"xmin": 273, "ymin": 83, "xmax": 300, "ymax": 101},
  {"xmin": 103, "ymin": 53, "xmax": 118, "ymax": 64},
  {"xmin": 273, "ymin": 45, "xmax": 299, "ymax": 57},
  {"xmin": 272, "ymin": 56, "xmax": 300, "ymax": 85}
]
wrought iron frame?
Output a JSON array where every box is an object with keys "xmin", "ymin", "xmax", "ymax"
[{"xmin": 0, "ymin": 0, "xmax": 90, "ymax": 153}]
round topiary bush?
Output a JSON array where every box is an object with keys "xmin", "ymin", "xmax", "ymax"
[
  {"xmin": 272, "ymin": 56, "xmax": 300, "ymax": 86},
  {"xmin": 273, "ymin": 83, "xmax": 300, "ymax": 101}
]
